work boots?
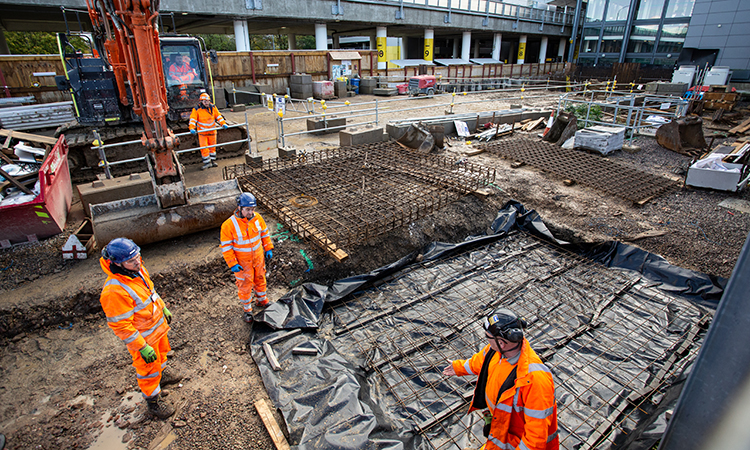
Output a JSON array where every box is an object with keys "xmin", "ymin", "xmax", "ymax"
[
  {"xmin": 146, "ymin": 394, "xmax": 175, "ymax": 419},
  {"xmin": 243, "ymin": 312, "xmax": 254, "ymax": 323},
  {"xmin": 210, "ymin": 161, "xmax": 218, "ymax": 168},
  {"xmin": 200, "ymin": 163, "xmax": 212, "ymax": 171}
]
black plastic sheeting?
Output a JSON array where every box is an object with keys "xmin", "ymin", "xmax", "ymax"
[{"xmin": 250, "ymin": 200, "xmax": 722, "ymax": 450}]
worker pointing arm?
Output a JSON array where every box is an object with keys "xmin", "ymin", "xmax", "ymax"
[{"xmin": 444, "ymin": 309, "xmax": 559, "ymax": 450}]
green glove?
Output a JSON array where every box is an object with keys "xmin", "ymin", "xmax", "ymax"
[
  {"xmin": 140, "ymin": 344, "xmax": 157, "ymax": 363},
  {"xmin": 163, "ymin": 307, "xmax": 173, "ymax": 324}
]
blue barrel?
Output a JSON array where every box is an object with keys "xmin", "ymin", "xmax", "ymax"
[{"xmin": 350, "ymin": 78, "xmax": 360, "ymax": 94}]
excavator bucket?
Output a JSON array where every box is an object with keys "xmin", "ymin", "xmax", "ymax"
[
  {"xmin": 655, "ymin": 116, "xmax": 707, "ymax": 155},
  {"xmin": 90, "ymin": 179, "xmax": 241, "ymax": 247}
]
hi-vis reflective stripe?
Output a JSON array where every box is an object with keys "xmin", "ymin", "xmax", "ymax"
[
  {"xmin": 528, "ymin": 363, "xmax": 551, "ymax": 373},
  {"xmin": 547, "ymin": 430, "xmax": 559, "ymax": 443},
  {"xmin": 123, "ymin": 331, "xmax": 140, "ymax": 344},
  {"xmin": 463, "ymin": 360, "xmax": 473, "ymax": 375},
  {"xmin": 487, "ymin": 435, "xmax": 513, "ymax": 449},
  {"xmin": 197, "ymin": 120, "xmax": 214, "ymax": 127},
  {"xmin": 518, "ymin": 440, "xmax": 532, "ymax": 450},
  {"xmin": 141, "ymin": 317, "xmax": 165, "ymax": 338},
  {"xmin": 136, "ymin": 371, "xmax": 160, "ymax": 380},
  {"xmin": 522, "ymin": 405, "xmax": 555, "ymax": 419}
]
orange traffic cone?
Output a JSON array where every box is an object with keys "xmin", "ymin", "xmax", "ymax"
[{"xmin": 542, "ymin": 111, "xmax": 555, "ymax": 137}]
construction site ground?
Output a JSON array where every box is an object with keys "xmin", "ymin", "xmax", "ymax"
[{"xmin": 1, "ymin": 90, "xmax": 749, "ymax": 450}]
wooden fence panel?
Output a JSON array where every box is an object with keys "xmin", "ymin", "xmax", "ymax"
[{"xmin": 0, "ymin": 55, "xmax": 70, "ymax": 103}]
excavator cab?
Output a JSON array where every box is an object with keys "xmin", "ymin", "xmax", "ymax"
[{"xmin": 161, "ymin": 37, "xmax": 210, "ymax": 122}]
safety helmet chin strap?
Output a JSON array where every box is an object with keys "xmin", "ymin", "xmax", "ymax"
[{"xmin": 493, "ymin": 335, "xmax": 522, "ymax": 358}]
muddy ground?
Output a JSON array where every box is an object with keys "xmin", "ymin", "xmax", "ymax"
[{"xmin": 1, "ymin": 90, "xmax": 749, "ymax": 449}]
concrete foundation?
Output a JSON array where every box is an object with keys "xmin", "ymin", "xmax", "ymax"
[
  {"xmin": 386, "ymin": 108, "xmax": 550, "ymax": 139},
  {"xmin": 307, "ymin": 117, "xmax": 347, "ymax": 134},
  {"xmin": 245, "ymin": 153, "xmax": 263, "ymax": 167},
  {"xmin": 339, "ymin": 126, "xmax": 389, "ymax": 146},
  {"xmin": 77, "ymin": 172, "xmax": 153, "ymax": 217},
  {"xmin": 278, "ymin": 147, "xmax": 297, "ymax": 159},
  {"xmin": 373, "ymin": 87, "xmax": 398, "ymax": 96}
]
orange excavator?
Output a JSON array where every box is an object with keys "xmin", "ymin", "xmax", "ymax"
[{"xmin": 58, "ymin": 0, "xmax": 241, "ymax": 246}]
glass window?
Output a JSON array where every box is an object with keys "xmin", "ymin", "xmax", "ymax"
[
  {"xmin": 605, "ymin": 0, "xmax": 630, "ymax": 21},
  {"xmin": 601, "ymin": 26, "xmax": 625, "ymax": 53},
  {"xmin": 585, "ymin": 0, "xmax": 606, "ymax": 22},
  {"xmin": 636, "ymin": 0, "xmax": 665, "ymax": 20},
  {"xmin": 657, "ymin": 24, "xmax": 688, "ymax": 53},
  {"xmin": 626, "ymin": 57, "xmax": 654, "ymax": 63},
  {"xmin": 627, "ymin": 24, "xmax": 658, "ymax": 53},
  {"xmin": 665, "ymin": 0, "xmax": 694, "ymax": 18},
  {"xmin": 582, "ymin": 27, "xmax": 601, "ymax": 53}
]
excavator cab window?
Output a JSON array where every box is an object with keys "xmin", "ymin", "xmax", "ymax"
[{"xmin": 163, "ymin": 45, "xmax": 205, "ymax": 87}]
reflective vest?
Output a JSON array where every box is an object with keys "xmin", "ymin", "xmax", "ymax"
[
  {"xmin": 99, "ymin": 258, "xmax": 169, "ymax": 353},
  {"xmin": 220, "ymin": 211, "xmax": 273, "ymax": 267},
  {"xmin": 168, "ymin": 63, "xmax": 196, "ymax": 84},
  {"xmin": 189, "ymin": 105, "xmax": 227, "ymax": 136},
  {"xmin": 452, "ymin": 339, "xmax": 559, "ymax": 450}
]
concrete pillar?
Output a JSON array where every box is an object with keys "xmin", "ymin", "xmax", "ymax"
[
  {"xmin": 473, "ymin": 38, "xmax": 480, "ymax": 59},
  {"xmin": 517, "ymin": 34, "xmax": 527, "ymax": 64},
  {"xmin": 287, "ymin": 34, "xmax": 297, "ymax": 50},
  {"xmin": 376, "ymin": 26, "xmax": 387, "ymax": 70},
  {"xmin": 452, "ymin": 38, "xmax": 459, "ymax": 58},
  {"xmin": 399, "ymin": 37, "xmax": 406, "ymax": 61},
  {"xmin": 233, "ymin": 20, "xmax": 250, "ymax": 52},
  {"xmin": 461, "ymin": 31, "xmax": 471, "ymax": 61},
  {"xmin": 424, "ymin": 28, "xmax": 434, "ymax": 61},
  {"xmin": 539, "ymin": 36, "xmax": 548, "ymax": 64},
  {"xmin": 333, "ymin": 35, "xmax": 340, "ymax": 49},
  {"xmin": 370, "ymin": 35, "xmax": 376, "ymax": 50},
  {"xmin": 558, "ymin": 37, "xmax": 566, "ymax": 61},
  {"xmin": 315, "ymin": 23, "xmax": 328, "ymax": 51},
  {"xmin": 492, "ymin": 33, "xmax": 502, "ymax": 61}
]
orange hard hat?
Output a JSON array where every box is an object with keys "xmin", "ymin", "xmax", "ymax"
[{"xmin": 200, "ymin": 93, "xmax": 211, "ymax": 101}]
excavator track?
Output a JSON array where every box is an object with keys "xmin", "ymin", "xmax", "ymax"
[{"xmin": 57, "ymin": 120, "xmax": 249, "ymax": 184}]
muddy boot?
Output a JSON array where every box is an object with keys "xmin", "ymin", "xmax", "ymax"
[
  {"xmin": 160, "ymin": 367, "xmax": 183, "ymax": 386},
  {"xmin": 243, "ymin": 312, "xmax": 254, "ymax": 323},
  {"xmin": 210, "ymin": 161, "xmax": 218, "ymax": 167},
  {"xmin": 200, "ymin": 163, "xmax": 211, "ymax": 171},
  {"xmin": 256, "ymin": 298, "xmax": 270, "ymax": 308},
  {"xmin": 146, "ymin": 395, "xmax": 175, "ymax": 419}
]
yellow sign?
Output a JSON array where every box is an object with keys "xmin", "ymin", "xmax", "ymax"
[
  {"xmin": 377, "ymin": 37, "xmax": 387, "ymax": 63},
  {"xmin": 424, "ymin": 38, "xmax": 434, "ymax": 61},
  {"xmin": 517, "ymin": 42, "xmax": 526, "ymax": 60}
]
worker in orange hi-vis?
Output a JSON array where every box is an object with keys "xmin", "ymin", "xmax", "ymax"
[
  {"xmin": 220, "ymin": 192, "xmax": 274, "ymax": 324},
  {"xmin": 189, "ymin": 92, "xmax": 228, "ymax": 170},
  {"xmin": 168, "ymin": 54, "xmax": 197, "ymax": 84},
  {"xmin": 99, "ymin": 238, "xmax": 178, "ymax": 419}
]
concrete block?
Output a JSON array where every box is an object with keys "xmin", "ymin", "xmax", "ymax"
[
  {"xmin": 245, "ymin": 153, "xmax": 263, "ymax": 167},
  {"xmin": 278, "ymin": 147, "xmax": 297, "ymax": 159},
  {"xmin": 360, "ymin": 78, "xmax": 377, "ymax": 88},
  {"xmin": 77, "ymin": 172, "xmax": 152, "ymax": 217},
  {"xmin": 339, "ymin": 126, "xmax": 387, "ymax": 146},
  {"xmin": 213, "ymin": 86, "xmax": 227, "ymax": 109},
  {"xmin": 306, "ymin": 117, "xmax": 347, "ymax": 134},
  {"xmin": 359, "ymin": 85, "xmax": 374, "ymax": 95},
  {"xmin": 373, "ymin": 87, "xmax": 398, "ymax": 96},
  {"xmin": 290, "ymin": 74, "xmax": 313, "ymax": 85},
  {"xmin": 334, "ymin": 80, "xmax": 347, "ymax": 98},
  {"xmin": 386, "ymin": 123, "xmax": 409, "ymax": 140},
  {"xmin": 291, "ymin": 85, "xmax": 313, "ymax": 99},
  {"xmin": 231, "ymin": 104, "xmax": 246, "ymax": 112}
]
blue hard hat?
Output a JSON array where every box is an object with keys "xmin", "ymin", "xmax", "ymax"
[
  {"xmin": 237, "ymin": 192, "xmax": 257, "ymax": 208},
  {"xmin": 102, "ymin": 237, "xmax": 141, "ymax": 264}
]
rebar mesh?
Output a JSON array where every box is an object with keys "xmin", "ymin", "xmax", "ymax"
[
  {"xmin": 224, "ymin": 143, "xmax": 496, "ymax": 259},
  {"xmin": 320, "ymin": 232, "xmax": 710, "ymax": 450},
  {"xmin": 480, "ymin": 137, "xmax": 679, "ymax": 204}
]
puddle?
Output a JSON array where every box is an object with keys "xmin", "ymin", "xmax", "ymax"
[{"xmin": 88, "ymin": 391, "xmax": 142, "ymax": 450}]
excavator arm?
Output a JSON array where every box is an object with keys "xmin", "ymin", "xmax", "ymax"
[{"xmin": 85, "ymin": 0, "xmax": 183, "ymax": 205}]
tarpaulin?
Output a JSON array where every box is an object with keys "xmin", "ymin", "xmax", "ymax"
[{"xmin": 251, "ymin": 200, "xmax": 720, "ymax": 450}]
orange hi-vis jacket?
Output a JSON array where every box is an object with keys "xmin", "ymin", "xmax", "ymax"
[
  {"xmin": 452, "ymin": 339, "xmax": 559, "ymax": 450},
  {"xmin": 168, "ymin": 63, "xmax": 196, "ymax": 84},
  {"xmin": 99, "ymin": 258, "xmax": 170, "ymax": 354},
  {"xmin": 220, "ymin": 211, "xmax": 274, "ymax": 267},
  {"xmin": 189, "ymin": 104, "xmax": 226, "ymax": 136}
]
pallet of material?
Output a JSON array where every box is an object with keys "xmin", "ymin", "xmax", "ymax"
[{"xmin": 574, "ymin": 125, "xmax": 625, "ymax": 155}]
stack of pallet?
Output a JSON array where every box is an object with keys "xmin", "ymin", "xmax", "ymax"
[
  {"xmin": 703, "ymin": 86, "xmax": 739, "ymax": 110},
  {"xmin": 290, "ymin": 73, "xmax": 313, "ymax": 100}
]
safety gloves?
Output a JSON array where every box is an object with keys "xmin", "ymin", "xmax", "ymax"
[
  {"xmin": 140, "ymin": 344, "xmax": 157, "ymax": 363},
  {"xmin": 222, "ymin": 124, "xmax": 229, "ymax": 129},
  {"xmin": 190, "ymin": 129, "xmax": 197, "ymax": 135},
  {"xmin": 163, "ymin": 307, "xmax": 173, "ymax": 324},
  {"xmin": 230, "ymin": 264, "xmax": 243, "ymax": 273},
  {"xmin": 265, "ymin": 250, "xmax": 273, "ymax": 260}
]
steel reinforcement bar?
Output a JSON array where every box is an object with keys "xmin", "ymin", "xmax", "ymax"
[{"xmin": 224, "ymin": 142, "xmax": 496, "ymax": 260}]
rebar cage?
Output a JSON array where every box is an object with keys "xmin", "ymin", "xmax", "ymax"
[
  {"xmin": 252, "ymin": 230, "xmax": 711, "ymax": 450},
  {"xmin": 224, "ymin": 142, "xmax": 497, "ymax": 259}
]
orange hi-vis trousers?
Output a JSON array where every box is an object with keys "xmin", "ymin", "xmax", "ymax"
[
  {"xmin": 129, "ymin": 334, "xmax": 171, "ymax": 399},
  {"xmin": 234, "ymin": 256, "xmax": 267, "ymax": 312},
  {"xmin": 198, "ymin": 132, "xmax": 217, "ymax": 163}
]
